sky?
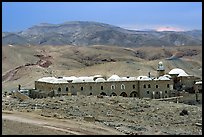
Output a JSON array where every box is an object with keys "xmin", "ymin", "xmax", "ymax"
[{"xmin": 2, "ymin": 2, "xmax": 202, "ymax": 32}]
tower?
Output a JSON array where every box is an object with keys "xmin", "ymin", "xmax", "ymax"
[{"xmin": 157, "ymin": 61, "xmax": 165, "ymax": 78}]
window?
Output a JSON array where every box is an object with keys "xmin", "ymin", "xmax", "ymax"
[
  {"xmin": 90, "ymin": 86, "xmax": 92, "ymax": 90},
  {"xmin": 167, "ymin": 84, "xmax": 169, "ymax": 88},
  {"xmin": 156, "ymin": 91, "xmax": 159, "ymax": 94},
  {"xmin": 101, "ymin": 86, "xmax": 103, "ymax": 90},
  {"xmin": 81, "ymin": 87, "xmax": 83, "ymax": 91},
  {"xmin": 89, "ymin": 93, "xmax": 92, "ymax": 95},
  {"xmin": 148, "ymin": 84, "xmax": 151, "ymax": 88},
  {"xmin": 165, "ymin": 90, "xmax": 167, "ymax": 93},
  {"xmin": 58, "ymin": 87, "xmax": 61, "ymax": 91},
  {"xmin": 144, "ymin": 84, "xmax": 146, "ymax": 88},
  {"xmin": 147, "ymin": 91, "xmax": 150, "ymax": 94},
  {"xmin": 66, "ymin": 87, "xmax": 69, "ymax": 91},
  {"xmin": 111, "ymin": 85, "xmax": 115, "ymax": 90},
  {"xmin": 156, "ymin": 85, "xmax": 158, "ymax": 88},
  {"xmin": 133, "ymin": 85, "xmax": 136, "ymax": 89},
  {"xmin": 121, "ymin": 84, "xmax": 125, "ymax": 90}
]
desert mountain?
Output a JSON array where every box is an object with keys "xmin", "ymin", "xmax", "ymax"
[{"xmin": 2, "ymin": 21, "xmax": 202, "ymax": 47}]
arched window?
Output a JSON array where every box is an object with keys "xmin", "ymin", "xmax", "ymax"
[
  {"xmin": 156, "ymin": 85, "xmax": 158, "ymax": 88},
  {"xmin": 66, "ymin": 87, "xmax": 69, "ymax": 91},
  {"xmin": 148, "ymin": 84, "xmax": 151, "ymax": 88},
  {"xmin": 147, "ymin": 91, "xmax": 150, "ymax": 94},
  {"xmin": 121, "ymin": 84, "xmax": 125, "ymax": 90},
  {"xmin": 167, "ymin": 84, "xmax": 170, "ymax": 88},
  {"xmin": 144, "ymin": 84, "xmax": 146, "ymax": 88},
  {"xmin": 120, "ymin": 92, "xmax": 127, "ymax": 97},
  {"xmin": 81, "ymin": 87, "xmax": 83, "ymax": 91},
  {"xmin": 58, "ymin": 87, "xmax": 61, "ymax": 92},
  {"xmin": 101, "ymin": 86, "xmax": 103, "ymax": 90},
  {"xmin": 111, "ymin": 92, "xmax": 117, "ymax": 96},
  {"xmin": 111, "ymin": 85, "xmax": 115, "ymax": 90},
  {"xmin": 133, "ymin": 85, "xmax": 136, "ymax": 89}
]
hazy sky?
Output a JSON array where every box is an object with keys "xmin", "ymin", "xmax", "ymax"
[{"xmin": 2, "ymin": 2, "xmax": 202, "ymax": 32}]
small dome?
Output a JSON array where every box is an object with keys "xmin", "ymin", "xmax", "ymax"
[
  {"xmin": 93, "ymin": 75, "xmax": 103, "ymax": 78},
  {"xmin": 107, "ymin": 75, "xmax": 121, "ymax": 81},
  {"xmin": 63, "ymin": 76, "xmax": 77, "ymax": 81},
  {"xmin": 72, "ymin": 78, "xmax": 84, "ymax": 83},
  {"xmin": 127, "ymin": 77, "xmax": 137, "ymax": 81},
  {"xmin": 137, "ymin": 76, "xmax": 152, "ymax": 80},
  {"xmin": 78, "ymin": 76, "xmax": 94, "ymax": 82},
  {"xmin": 157, "ymin": 76, "xmax": 170, "ymax": 80},
  {"xmin": 37, "ymin": 77, "xmax": 68, "ymax": 83},
  {"xmin": 169, "ymin": 68, "xmax": 186, "ymax": 75},
  {"xmin": 159, "ymin": 61, "xmax": 163, "ymax": 65},
  {"xmin": 95, "ymin": 78, "xmax": 106, "ymax": 82},
  {"xmin": 178, "ymin": 72, "xmax": 189, "ymax": 77},
  {"xmin": 163, "ymin": 74, "xmax": 172, "ymax": 78}
]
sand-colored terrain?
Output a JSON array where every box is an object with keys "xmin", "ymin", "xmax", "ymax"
[
  {"xmin": 2, "ymin": 95, "xmax": 202, "ymax": 135},
  {"xmin": 2, "ymin": 45, "xmax": 202, "ymax": 91}
]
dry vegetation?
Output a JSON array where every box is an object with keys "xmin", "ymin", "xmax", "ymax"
[{"xmin": 2, "ymin": 95, "xmax": 202, "ymax": 135}]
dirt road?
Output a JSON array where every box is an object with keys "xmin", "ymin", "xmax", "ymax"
[{"xmin": 2, "ymin": 111, "xmax": 123, "ymax": 135}]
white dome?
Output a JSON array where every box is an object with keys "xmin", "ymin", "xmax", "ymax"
[
  {"xmin": 72, "ymin": 78, "xmax": 84, "ymax": 83},
  {"xmin": 107, "ymin": 75, "xmax": 121, "ymax": 81},
  {"xmin": 78, "ymin": 76, "xmax": 94, "ymax": 82},
  {"xmin": 95, "ymin": 78, "xmax": 106, "ymax": 82},
  {"xmin": 163, "ymin": 74, "xmax": 172, "ymax": 78},
  {"xmin": 157, "ymin": 76, "xmax": 170, "ymax": 80},
  {"xmin": 93, "ymin": 75, "xmax": 103, "ymax": 78},
  {"xmin": 137, "ymin": 76, "xmax": 152, "ymax": 80},
  {"xmin": 63, "ymin": 76, "xmax": 77, "ymax": 81},
  {"xmin": 127, "ymin": 77, "xmax": 137, "ymax": 81},
  {"xmin": 37, "ymin": 77, "xmax": 68, "ymax": 83},
  {"xmin": 169, "ymin": 68, "xmax": 186, "ymax": 75},
  {"xmin": 159, "ymin": 61, "xmax": 163, "ymax": 65},
  {"xmin": 120, "ymin": 77, "xmax": 128, "ymax": 81},
  {"xmin": 178, "ymin": 72, "xmax": 189, "ymax": 77}
]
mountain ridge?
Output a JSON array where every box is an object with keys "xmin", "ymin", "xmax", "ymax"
[{"xmin": 2, "ymin": 21, "xmax": 202, "ymax": 47}]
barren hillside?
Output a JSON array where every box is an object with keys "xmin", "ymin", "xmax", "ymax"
[{"xmin": 2, "ymin": 45, "xmax": 202, "ymax": 92}]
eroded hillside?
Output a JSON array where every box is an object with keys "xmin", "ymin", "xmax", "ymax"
[{"xmin": 2, "ymin": 45, "xmax": 202, "ymax": 91}]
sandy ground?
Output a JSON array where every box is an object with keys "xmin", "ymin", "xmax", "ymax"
[{"xmin": 2, "ymin": 111, "xmax": 123, "ymax": 135}]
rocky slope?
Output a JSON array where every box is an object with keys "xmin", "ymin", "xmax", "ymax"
[{"xmin": 2, "ymin": 95, "xmax": 202, "ymax": 135}]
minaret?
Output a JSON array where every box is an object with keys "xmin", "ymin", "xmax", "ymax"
[{"xmin": 157, "ymin": 61, "xmax": 165, "ymax": 78}]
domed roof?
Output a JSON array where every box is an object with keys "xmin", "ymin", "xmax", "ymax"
[
  {"xmin": 63, "ymin": 76, "xmax": 77, "ymax": 81},
  {"xmin": 95, "ymin": 78, "xmax": 106, "ymax": 82},
  {"xmin": 157, "ymin": 76, "xmax": 170, "ymax": 80},
  {"xmin": 107, "ymin": 75, "xmax": 121, "ymax": 81},
  {"xmin": 169, "ymin": 68, "xmax": 186, "ymax": 75},
  {"xmin": 93, "ymin": 75, "xmax": 103, "ymax": 78},
  {"xmin": 178, "ymin": 72, "xmax": 189, "ymax": 77},
  {"xmin": 72, "ymin": 78, "xmax": 84, "ymax": 83},
  {"xmin": 137, "ymin": 76, "xmax": 152, "ymax": 80},
  {"xmin": 159, "ymin": 61, "xmax": 163, "ymax": 65},
  {"xmin": 37, "ymin": 77, "xmax": 68, "ymax": 83},
  {"xmin": 78, "ymin": 76, "xmax": 94, "ymax": 82},
  {"xmin": 163, "ymin": 74, "xmax": 172, "ymax": 78}
]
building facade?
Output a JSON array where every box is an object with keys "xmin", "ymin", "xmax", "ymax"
[{"xmin": 30, "ymin": 62, "xmax": 200, "ymax": 99}]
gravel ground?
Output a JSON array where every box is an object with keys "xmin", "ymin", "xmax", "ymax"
[
  {"xmin": 2, "ymin": 119, "xmax": 72, "ymax": 135},
  {"xmin": 2, "ymin": 95, "xmax": 202, "ymax": 135}
]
